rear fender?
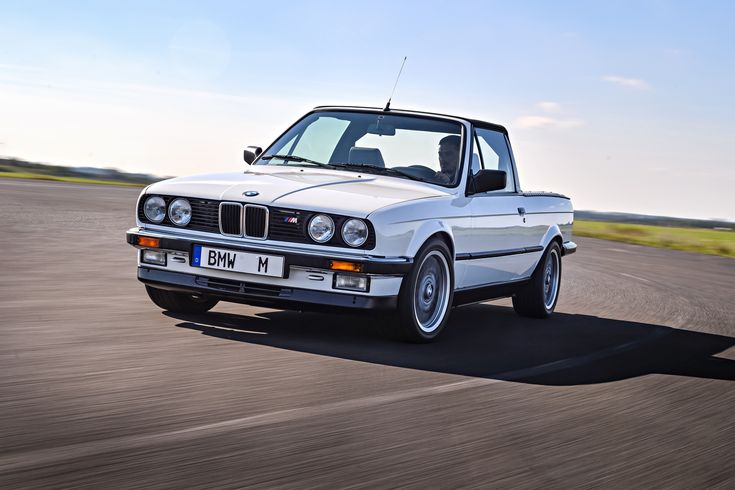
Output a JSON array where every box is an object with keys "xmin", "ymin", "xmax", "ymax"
[
  {"xmin": 539, "ymin": 224, "xmax": 563, "ymax": 251},
  {"xmin": 527, "ymin": 224, "xmax": 563, "ymax": 271}
]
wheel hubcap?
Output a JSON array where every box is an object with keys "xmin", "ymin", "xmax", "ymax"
[{"xmin": 413, "ymin": 251, "xmax": 450, "ymax": 333}]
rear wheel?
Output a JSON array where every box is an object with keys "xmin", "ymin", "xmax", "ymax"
[
  {"xmin": 394, "ymin": 238, "xmax": 454, "ymax": 343},
  {"xmin": 512, "ymin": 242, "xmax": 561, "ymax": 318},
  {"xmin": 145, "ymin": 285, "xmax": 219, "ymax": 314}
]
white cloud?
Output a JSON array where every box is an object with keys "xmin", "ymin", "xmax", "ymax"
[
  {"xmin": 602, "ymin": 75, "xmax": 651, "ymax": 90},
  {"xmin": 515, "ymin": 115, "xmax": 583, "ymax": 129},
  {"xmin": 537, "ymin": 101, "xmax": 561, "ymax": 113},
  {"xmin": 515, "ymin": 102, "xmax": 582, "ymax": 129},
  {"xmin": 664, "ymin": 48, "xmax": 689, "ymax": 57}
]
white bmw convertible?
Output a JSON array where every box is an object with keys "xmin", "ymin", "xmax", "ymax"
[{"xmin": 127, "ymin": 106, "xmax": 576, "ymax": 342}]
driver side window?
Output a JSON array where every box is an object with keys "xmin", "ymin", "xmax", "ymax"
[{"xmin": 473, "ymin": 128, "xmax": 515, "ymax": 193}]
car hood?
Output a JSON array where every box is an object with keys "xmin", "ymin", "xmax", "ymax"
[{"xmin": 145, "ymin": 166, "xmax": 450, "ymax": 217}]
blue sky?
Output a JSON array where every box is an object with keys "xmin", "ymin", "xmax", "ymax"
[{"xmin": 1, "ymin": 0, "xmax": 733, "ymax": 220}]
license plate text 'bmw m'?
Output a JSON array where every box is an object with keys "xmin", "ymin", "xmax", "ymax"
[{"xmin": 192, "ymin": 245, "xmax": 284, "ymax": 277}]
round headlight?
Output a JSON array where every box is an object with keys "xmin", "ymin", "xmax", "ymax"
[
  {"xmin": 308, "ymin": 214, "xmax": 335, "ymax": 243},
  {"xmin": 168, "ymin": 198, "xmax": 192, "ymax": 226},
  {"xmin": 341, "ymin": 218, "xmax": 368, "ymax": 247},
  {"xmin": 143, "ymin": 196, "xmax": 166, "ymax": 223}
]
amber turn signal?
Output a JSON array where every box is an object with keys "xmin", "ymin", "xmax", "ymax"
[
  {"xmin": 329, "ymin": 260, "xmax": 364, "ymax": 273},
  {"xmin": 137, "ymin": 236, "xmax": 160, "ymax": 248}
]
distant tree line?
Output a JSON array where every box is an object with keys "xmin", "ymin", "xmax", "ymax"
[
  {"xmin": 0, "ymin": 157, "xmax": 165, "ymax": 185},
  {"xmin": 575, "ymin": 210, "xmax": 732, "ymax": 230}
]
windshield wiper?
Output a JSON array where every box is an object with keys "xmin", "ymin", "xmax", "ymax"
[
  {"xmin": 260, "ymin": 154, "xmax": 335, "ymax": 169},
  {"xmin": 261, "ymin": 156, "xmax": 424, "ymax": 182},
  {"xmin": 329, "ymin": 163, "xmax": 423, "ymax": 181}
]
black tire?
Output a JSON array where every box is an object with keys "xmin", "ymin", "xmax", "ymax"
[
  {"xmin": 394, "ymin": 238, "xmax": 455, "ymax": 343},
  {"xmin": 512, "ymin": 241, "xmax": 562, "ymax": 318},
  {"xmin": 145, "ymin": 285, "xmax": 219, "ymax": 314}
]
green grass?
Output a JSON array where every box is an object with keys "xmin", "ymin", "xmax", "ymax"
[
  {"xmin": 0, "ymin": 170, "xmax": 146, "ymax": 187},
  {"xmin": 574, "ymin": 220, "xmax": 735, "ymax": 258}
]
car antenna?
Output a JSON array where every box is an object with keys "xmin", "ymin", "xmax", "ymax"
[{"xmin": 384, "ymin": 56, "xmax": 407, "ymax": 111}]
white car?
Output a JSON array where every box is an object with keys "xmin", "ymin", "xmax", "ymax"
[{"xmin": 127, "ymin": 106, "xmax": 576, "ymax": 342}]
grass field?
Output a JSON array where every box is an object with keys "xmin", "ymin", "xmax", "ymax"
[
  {"xmin": 0, "ymin": 170, "xmax": 145, "ymax": 187},
  {"xmin": 573, "ymin": 220, "xmax": 735, "ymax": 258}
]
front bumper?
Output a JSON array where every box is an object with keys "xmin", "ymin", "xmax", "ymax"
[
  {"xmin": 126, "ymin": 227, "xmax": 412, "ymax": 275},
  {"xmin": 127, "ymin": 227, "xmax": 407, "ymax": 310},
  {"xmin": 138, "ymin": 267, "xmax": 397, "ymax": 310}
]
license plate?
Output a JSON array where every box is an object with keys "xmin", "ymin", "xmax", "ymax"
[{"xmin": 192, "ymin": 245, "xmax": 284, "ymax": 277}]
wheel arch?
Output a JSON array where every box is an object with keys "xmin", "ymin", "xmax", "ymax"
[
  {"xmin": 526, "ymin": 225, "xmax": 564, "ymax": 275},
  {"xmin": 540, "ymin": 224, "xmax": 564, "ymax": 252},
  {"xmin": 430, "ymin": 231, "xmax": 454, "ymax": 258}
]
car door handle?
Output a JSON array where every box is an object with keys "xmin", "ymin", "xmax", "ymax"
[{"xmin": 517, "ymin": 207, "xmax": 526, "ymax": 216}]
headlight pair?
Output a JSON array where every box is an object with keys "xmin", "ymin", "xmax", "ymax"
[
  {"xmin": 143, "ymin": 197, "xmax": 368, "ymax": 246},
  {"xmin": 143, "ymin": 196, "xmax": 192, "ymax": 226},
  {"xmin": 308, "ymin": 214, "xmax": 368, "ymax": 247}
]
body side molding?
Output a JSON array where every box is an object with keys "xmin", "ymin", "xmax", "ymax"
[{"xmin": 455, "ymin": 246, "xmax": 544, "ymax": 261}]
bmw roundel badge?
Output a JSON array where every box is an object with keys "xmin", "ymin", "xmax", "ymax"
[{"xmin": 243, "ymin": 191, "xmax": 259, "ymax": 197}]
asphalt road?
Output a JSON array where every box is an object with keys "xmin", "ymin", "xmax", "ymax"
[{"xmin": 1, "ymin": 178, "xmax": 733, "ymax": 489}]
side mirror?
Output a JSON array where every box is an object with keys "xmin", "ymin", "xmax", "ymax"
[
  {"xmin": 243, "ymin": 146, "xmax": 263, "ymax": 165},
  {"xmin": 472, "ymin": 169, "xmax": 506, "ymax": 193}
]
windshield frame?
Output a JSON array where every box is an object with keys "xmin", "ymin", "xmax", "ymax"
[{"xmin": 253, "ymin": 108, "xmax": 468, "ymax": 189}]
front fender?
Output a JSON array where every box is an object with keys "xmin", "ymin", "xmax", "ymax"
[
  {"xmin": 404, "ymin": 220, "xmax": 455, "ymax": 258},
  {"xmin": 366, "ymin": 217, "xmax": 457, "ymax": 259},
  {"xmin": 367, "ymin": 196, "xmax": 467, "ymax": 259}
]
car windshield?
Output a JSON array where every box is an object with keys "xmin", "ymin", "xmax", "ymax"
[{"xmin": 256, "ymin": 111, "xmax": 464, "ymax": 187}]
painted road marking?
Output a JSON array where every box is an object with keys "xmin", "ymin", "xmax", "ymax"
[{"xmin": 619, "ymin": 272, "xmax": 652, "ymax": 283}]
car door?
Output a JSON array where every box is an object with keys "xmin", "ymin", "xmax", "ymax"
[{"xmin": 462, "ymin": 128, "xmax": 538, "ymax": 288}]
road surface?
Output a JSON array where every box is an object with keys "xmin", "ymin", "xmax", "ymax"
[{"xmin": 1, "ymin": 179, "xmax": 733, "ymax": 489}]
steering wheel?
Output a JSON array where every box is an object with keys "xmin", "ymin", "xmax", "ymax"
[{"xmin": 394, "ymin": 165, "xmax": 437, "ymax": 180}]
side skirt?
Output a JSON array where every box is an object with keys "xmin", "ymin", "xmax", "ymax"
[{"xmin": 452, "ymin": 278, "xmax": 530, "ymax": 307}]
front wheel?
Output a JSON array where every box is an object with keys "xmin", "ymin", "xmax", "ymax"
[
  {"xmin": 512, "ymin": 242, "xmax": 562, "ymax": 318},
  {"xmin": 395, "ymin": 238, "xmax": 454, "ymax": 343},
  {"xmin": 145, "ymin": 285, "xmax": 219, "ymax": 314}
]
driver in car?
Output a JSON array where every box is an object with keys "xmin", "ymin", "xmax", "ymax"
[{"xmin": 435, "ymin": 135, "xmax": 461, "ymax": 184}]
